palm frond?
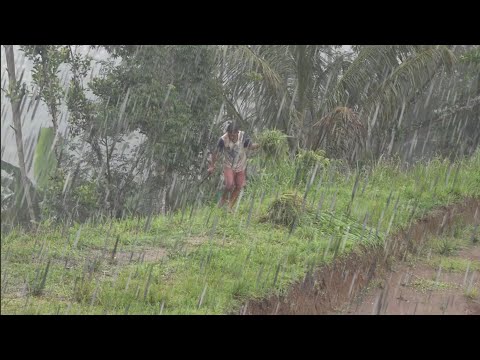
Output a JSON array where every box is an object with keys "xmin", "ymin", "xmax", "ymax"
[
  {"xmin": 312, "ymin": 107, "xmax": 365, "ymax": 162},
  {"xmin": 320, "ymin": 45, "xmax": 419, "ymax": 116},
  {"xmin": 363, "ymin": 45, "xmax": 456, "ymax": 123}
]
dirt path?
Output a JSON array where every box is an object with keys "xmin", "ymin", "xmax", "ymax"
[
  {"xmin": 242, "ymin": 197, "xmax": 480, "ymax": 315},
  {"xmin": 344, "ymin": 246, "xmax": 480, "ymax": 315}
]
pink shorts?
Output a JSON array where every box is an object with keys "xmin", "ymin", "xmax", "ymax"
[{"xmin": 223, "ymin": 167, "xmax": 246, "ymax": 190}]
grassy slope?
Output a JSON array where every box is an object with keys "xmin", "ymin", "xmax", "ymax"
[{"xmin": 1, "ymin": 151, "xmax": 479, "ymax": 314}]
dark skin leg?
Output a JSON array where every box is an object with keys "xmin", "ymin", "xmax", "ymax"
[
  {"xmin": 228, "ymin": 170, "xmax": 246, "ymax": 210},
  {"xmin": 219, "ymin": 188, "xmax": 231, "ymax": 207},
  {"xmin": 229, "ymin": 187, "xmax": 241, "ymax": 209}
]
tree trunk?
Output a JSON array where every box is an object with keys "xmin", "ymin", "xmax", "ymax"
[{"xmin": 4, "ymin": 45, "xmax": 37, "ymax": 225}]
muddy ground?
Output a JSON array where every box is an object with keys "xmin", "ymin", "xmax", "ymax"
[{"xmin": 242, "ymin": 198, "xmax": 480, "ymax": 315}]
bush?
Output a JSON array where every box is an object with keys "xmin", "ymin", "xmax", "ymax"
[
  {"xmin": 41, "ymin": 168, "xmax": 100, "ymax": 223},
  {"xmin": 257, "ymin": 129, "xmax": 289, "ymax": 161},
  {"xmin": 260, "ymin": 191, "xmax": 306, "ymax": 227},
  {"xmin": 295, "ymin": 149, "xmax": 330, "ymax": 184}
]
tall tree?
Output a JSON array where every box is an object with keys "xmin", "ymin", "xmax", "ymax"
[
  {"xmin": 3, "ymin": 45, "xmax": 37, "ymax": 224},
  {"xmin": 21, "ymin": 45, "xmax": 70, "ymax": 160}
]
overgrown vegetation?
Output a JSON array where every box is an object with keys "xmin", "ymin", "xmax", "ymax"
[
  {"xmin": 2, "ymin": 147, "xmax": 478, "ymax": 314},
  {"xmin": 2, "ymin": 44, "xmax": 479, "ymax": 314}
]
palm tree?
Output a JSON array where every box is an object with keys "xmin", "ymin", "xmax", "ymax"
[
  {"xmin": 316, "ymin": 45, "xmax": 456, "ymax": 158},
  {"xmin": 218, "ymin": 45, "xmax": 339, "ymax": 151},
  {"xmin": 312, "ymin": 107, "xmax": 365, "ymax": 163},
  {"xmin": 221, "ymin": 45, "xmax": 458, "ymax": 160}
]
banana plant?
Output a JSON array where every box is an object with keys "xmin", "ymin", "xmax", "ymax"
[
  {"xmin": 1, "ymin": 126, "xmax": 57, "ymax": 226},
  {"xmin": 33, "ymin": 127, "xmax": 57, "ymax": 190}
]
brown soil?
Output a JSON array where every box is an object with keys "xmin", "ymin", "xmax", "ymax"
[
  {"xmin": 344, "ymin": 250, "xmax": 480, "ymax": 315},
  {"xmin": 73, "ymin": 235, "xmax": 210, "ymax": 268},
  {"xmin": 242, "ymin": 197, "xmax": 480, "ymax": 315}
]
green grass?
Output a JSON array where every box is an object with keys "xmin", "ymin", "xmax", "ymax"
[
  {"xmin": 426, "ymin": 256, "xmax": 480, "ymax": 273},
  {"xmin": 409, "ymin": 277, "xmax": 458, "ymax": 293},
  {"xmin": 2, "ymin": 149, "xmax": 479, "ymax": 314},
  {"xmin": 418, "ymin": 223, "xmax": 480, "ymax": 272},
  {"xmin": 464, "ymin": 287, "xmax": 479, "ymax": 300}
]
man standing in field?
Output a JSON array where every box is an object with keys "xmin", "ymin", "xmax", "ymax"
[{"xmin": 208, "ymin": 122, "xmax": 260, "ymax": 210}]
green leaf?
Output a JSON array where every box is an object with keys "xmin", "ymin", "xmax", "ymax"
[
  {"xmin": 1, "ymin": 159, "xmax": 38, "ymax": 219},
  {"xmin": 33, "ymin": 127, "xmax": 57, "ymax": 189}
]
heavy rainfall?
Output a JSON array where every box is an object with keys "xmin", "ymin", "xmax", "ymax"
[{"xmin": 1, "ymin": 45, "xmax": 479, "ymax": 315}]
